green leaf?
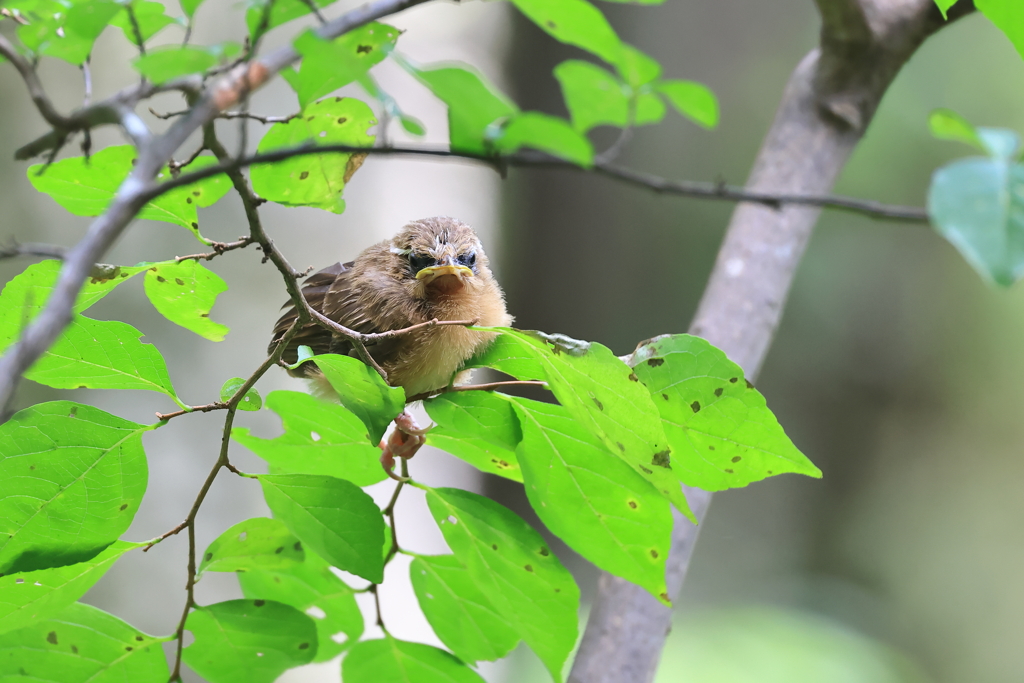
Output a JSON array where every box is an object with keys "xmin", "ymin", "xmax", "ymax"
[
  {"xmin": 629, "ymin": 335, "xmax": 821, "ymax": 489},
  {"xmin": 259, "ymin": 474, "xmax": 385, "ymax": 583},
  {"xmin": 410, "ymin": 555, "xmax": 519, "ymax": 663},
  {"xmin": 198, "ymin": 518, "xmax": 304, "ymax": 577},
  {"xmin": 509, "ymin": 397, "xmax": 673, "ymax": 602},
  {"xmin": 426, "ymin": 487, "xmax": 579, "ymax": 682},
  {"xmin": 464, "ymin": 333, "xmax": 546, "ymax": 381},
  {"xmin": 308, "ymin": 354, "xmax": 405, "ymax": 443},
  {"xmin": 0, "ymin": 402, "xmax": 151, "ymax": 576},
  {"xmin": 976, "ymin": 0, "xmax": 1024, "ymax": 61},
  {"xmin": 0, "ymin": 541, "xmax": 142, "ymax": 636},
  {"xmin": 48, "ymin": 0, "xmax": 120, "ymax": 65},
  {"xmin": 0, "ymin": 601, "xmax": 169, "ymax": 682},
  {"xmin": 554, "ymin": 60, "xmax": 629, "ymax": 132},
  {"xmin": 238, "ymin": 549, "xmax": 363, "ymax": 662},
  {"xmin": 934, "ymin": 0, "xmax": 959, "ymax": 18},
  {"xmin": 143, "ymin": 260, "xmax": 229, "ymax": 341},
  {"xmin": 233, "ymin": 391, "xmax": 386, "ymax": 486},
  {"xmin": 655, "ymin": 79, "xmax": 719, "ymax": 129},
  {"xmin": 287, "ymin": 24, "xmax": 399, "ymax": 108},
  {"xmin": 928, "ymin": 145, "xmax": 1024, "ymax": 286},
  {"xmin": 470, "ymin": 329, "xmax": 691, "ymax": 518},
  {"xmin": 343, "ymin": 637, "xmax": 485, "ymax": 683},
  {"xmin": 408, "ymin": 63, "xmax": 518, "ymax": 154},
  {"xmin": 634, "ymin": 91, "xmax": 666, "ymax": 125},
  {"xmin": 424, "ymin": 391, "xmax": 523, "ymax": 482},
  {"xmin": 510, "ymin": 0, "xmax": 622, "ymax": 66},
  {"xmin": 250, "ymin": 97, "xmax": 376, "ymax": 214},
  {"xmin": 181, "ymin": 600, "xmax": 316, "ymax": 683},
  {"xmin": 220, "ymin": 377, "xmax": 263, "ymax": 411},
  {"xmin": 244, "ymin": 0, "xmax": 339, "ymax": 39},
  {"xmin": 928, "ymin": 108, "xmax": 985, "ymax": 151},
  {"xmin": 111, "ymin": 1, "xmax": 179, "ymax": 46},
  {"xmin": 180, "ymin": 0, "xmax": 205, "ymax": 18},
  {"xmin": 616, "ymin": 44, "xmax": 661, "ymax": 88},
  {"xmin": 132, "ymin": 45, "xmax": 216, "ymax": 83},
  {"xmin": 496, "ymin": 112, "xmax": 594, "ymax": 167}
]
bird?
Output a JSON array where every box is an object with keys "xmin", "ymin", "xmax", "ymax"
[{"xmin": 270, "ymin": 216, "xmax": 512, "ymax": 399}]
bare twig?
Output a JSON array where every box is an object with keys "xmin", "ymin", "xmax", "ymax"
[
  {"xmin": 406, "ymin": 379, "xmax": 548, "ymax": 403},
  {"xmin": 151, "ymin": 107, "xmax": 301, "ymax": 124},
  {"xmin": 81, "ymin": 59, "xmax": 92, "ymax": 108},
  {"xmin": 155, "ymin": 401, "xmax": 228, "ymax": 421},
  {"xmin": 124, "ymin": 3, "xmax": 147, "ymax": 57},
  {"xmin": 299, "ymin": 0, "xmax": 327, "ymax": 24},
  {"xmin": 174, "ymin": 237, "xmax": 254, "ymax": 263},
  {"xmin": 0, "ymin": 240, "xmax": 68, "ymax": 261}
]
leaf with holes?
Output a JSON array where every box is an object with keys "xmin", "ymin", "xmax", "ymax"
[
  {"xmin": 260, "ymin": 474, "xmax": 385, "ymax": 583},
  {"xmin": 220, "ymin": 377, "xmax": 263, "ymax": 412},
  {"xmin": 181, "ymin": 600, "xmax": 316, "ymax": 683},
  {"xmin": 426, "ymin": 487, "xmax": 579, "ymax": 682},
  {"xmin": 468, "ymin": 328, "xmax": 691, "ymax": 519},
  {"xmin": 510, "ymin": 0, "xmax": 622, "ymax": 66},
  {"xmin": 143, "ymin": 260, "xmax": 229, "ymax": 341},
  {"xmin": 309, "ymin": 354, "xmax": 405, "ymax": 443},
  {"xmin": 0, "ymin": 541, "xmax": 143, "ymax": 636},
  {"xmin": 233, "ymin": 391, "xmax": 385, "ymax": 486},
  {"xmin": 655, "ymin": 79, "xmax": 719, "ymax": 129},
  {"xmin": 343, "ymin": 637, "xmax": 485, "ymax": 683},
  {"xmin": 554, "ymin": 60, "xmax": 629, "ymax": 132},
  {"xmin": 629, "ymin": 334, "xmax": 820, "ymax": 490},
  {"xmin": 424, "ymin": 391, "xmax": 523, "ymax": 482},
  {"xmin": 410, "ymin": 554, "xmax": 519, "ymax": 663},
  {"xmin": 238, "ymin": 549, "xmax": 362, "ymax": 662},
  {"xmin": 286, "ymin": 24, "xmax": 399, "ymax": 108},
  {"xmin": 132, "ymin": 45, "xmax": 217, "ymax": 82},
  {"xmin": 250, "ymin": 98, "xmax": 375, "ymax": 213},
  {"xmin": 0, "ymin": 601, "xmax": 170, "ymax": 682},
  {"xmin": 198, "ymin": 518, "xmax": 304, "ymax": 577},
  {"xmin": 0, "ymin": 402, "xmax": 151, "ymax": 576},
  {"xmin": 509, "ymin": 397, "xmax": 673, "ymax": 602},
  {"xmin": 496, "ymin": 112, "xmax": 594, "ymax": 167}
]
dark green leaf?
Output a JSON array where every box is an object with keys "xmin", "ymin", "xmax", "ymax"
[
  {"xmin": 220, "ymin": 377, "xmax": 263, "ymax": 411},
  {"xmin": 510, "ymin": 397, "xmax": 673, "ymax": 602},
  {"xmin": 976, "ymin": 0, "xmax": 1024, "ymax": 61},
  {"xmin": 655, "ymin": 79, "xmax": 719, "ymax": 129},
  {"xmin": 410, "ymin": 555, "xmax": 519, "ymax": 663},
  {"xmin": 0, "ymin": 402, "xmax": 151, "ymax": 575},
  {"xmin": 928, "ymin": 108, "xmax": 985, "ymax": 151},
  {"xmin": 630, "ymin": 335, "xmax": 821, "ymax": 489},
  {"xmin": 424, "ymin": 391, "xmax": 523, "ymax": 481},
  {"xmin": 233, "ymin": 391, "xmax": 386, "ymax": 486},
  {"xmin": 0, "ymin": 541, "xmax": 142, "ymax": 636},
  {"xmin": 343, "ymin": 637, "xmax": 485, "ymax": 683},
  {"xmin": 250, "ymin": 97, "xmax": 376, "ymax": 214},
  {"xmin": 616, "ymin": 44, "xmax": 661, "ymax": 88},
  {"xmin": 238, "ymin": 549, "xmax": 363, "ymax": 662},
  {"xmin": 308, "ymin": 354, "xmax": 405, "ymax": 443},
  {"xmin": 0, "ymin": 601, "xmax": 170, "ymax": 682},
  {"xmin": 287, "ymin": 24, "xmax": 399, "ymax": 108},
  {"xmin": 181, "ymin": 600, "xmax": 316, "ymax": 683},
  {"xmin": 554, "ymin": 60, "xmax": 629, "ymax": 132},
  {"xmin": 143, "ymin": 260, "xmax": 229, "ymax": 341},
  {"xmin": 408, "ymin": 63, "xmax": 518, "ymax": 154},
  {"xmin": 132, "ymin": 45, "xmax": 216, "ymax": 83},
  {"xmin": 496, "ymin": 112, "xmax": 594, "ymax": 167},
  {"xmin": 510, "ymin": 0, "xmax": 622, "ymax": 66},
  {"xmin": 259, "ymin": 474, "xmax": 385, "ymax": 583},
  {"xmin": 198, "ymin": 518, "xmax": 304, "ymax": 577},
  {"xmin": 426, "ymin": 487, "xmax": 579, "ymax": 682},
  {"xmin": 110, "ymin": 1, "xmax": 179, "ymax": 46}
]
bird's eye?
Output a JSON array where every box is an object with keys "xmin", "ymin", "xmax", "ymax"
[
  {"xmin": 408, "ymin": 253, "xmax": 434, "ymax": 275},
  {"xmin": 457, "ymin": 252, "xmax": 477, "ymax": 268}
]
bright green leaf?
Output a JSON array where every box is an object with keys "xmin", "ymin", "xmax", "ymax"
[
  {"xmin": 0, "ymin": 402, "xmax": 151, "ymax": 575},
  {"xmin": 408, "ymin": 63, "xmax": 518, "ymax": 154},
  {"xmin": 0, "ymin": 601, "xmax": 170, "ymax": 682},
  {"xmin": 46, "ymin": 0, "xmax": 120, "ymax": 64},
  {"xmin": 425, "ymin": 433, "xmax": 523, "ymax": 482},
  {"xmin": 426, "ymin": 487, "xmax": 579, "ymax": 682},
  {"xmin": 180, "ymin": 0, "xmax": 204, "ymax": 18},
  {"xmin": 198, "ymin": 517, "xmax": 304, "ymax": 577},
  {"xmin": 510, "ymin": 0, "xmax": 623, "ymax": 66},
  {"xmin": 976, "ymin": 0, "xmax": 1024, "ymax": 61},
  {"xmin": 238, "ymin": 549, "xmax": 363, "ymax": 662},
  {"xmin": 308, "ymin": 354, "xmax": 405, "ymax": 443},
  {"xmin": 0, "ymin": 541, "xmax": 142, "ymax": 636},
  {"xmin": 424, "ymin": 391, "xmax": 523, "ymax": 481},
  {"xmin": 635, "ymin": 91, "xmax": 666, "ymax": 125},
  {"xmin": 259, "ymin": 474, "xmax": 385, "ymax": 583},
  {"xmin": 934, "ymin": 0, "xmax": 959, "ymax": 19},
  {"xmin": 287, "ymin": 25, "xmax": 399, "ymax": 108},
  {"xmin": 928, "ymin": 108, "xmax": 985, "ymax": 151},
  {"xmin": 132, "ymin": 45, "xmax": 216, "ymax": 83},
  {"xmin": 143, "ymin": 260, "xmax": 229, "ymax": 341},
  {"xmin": 181, "ymin": 600, "xmax": 316, "ymax": 683},
  {"xmin": 344, "ymin": 637, "xmax": 486, "ymax": 683},
  {"xmin": 250, "ymin": 97, "xmax": 376, "ymax": 214},
  {"xmin": 233, "ymin": 391, "xmax": 386, "ymax": 486},
  {"xmin": 630, "ymin": 335, "xmax": 821, "ymax": 489},
  {"xmin": 616, "ymin": 44, "xmax": 661, "ymax": 88},
  {"xmin": 554, "ymin": 60, "xmax": 629, "ymax": 132},
  {"xmin": 410, "ymin": 555, "xmax": 519, "ymax": 663},
  {"xmin": 111, "ymin": 1, "xmax": 179, "ymax": 46},
  {"xmin": 220, "ymin": 377, "xmax": 263, "ymax": 411},
  {"xmin": 244, "ymin": 0, "xmax": 339, "ymax": 39},
  {"xmin": 509, "ymin": 397, "xmax": 673, "ymax": 602},
  {"xmin": 496, "ymin": 112, "xmax": 594, "ymax": 167},
  {"xmin": 655, "ymin": 79, "xmax": 719, "ymax": 129}
]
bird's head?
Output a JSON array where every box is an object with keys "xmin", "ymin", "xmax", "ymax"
[{"xmin": 388, "ymin": 217, "xmax": 492, "ymax": 299}]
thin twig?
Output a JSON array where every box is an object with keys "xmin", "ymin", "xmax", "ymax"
[
  {"xmin": 81, "ymin": 58, "xmax": 92, "ymax": 108},
  {"xmin": 0, "ymin": 240, "xmax": 68, "ymax": 261},
  {"xmin": 155, "ymin": 401, "xmax": 227, "ymax": 421},
  {"xmin": 299, "ymin": 0, "xmax": 327, "ymax": 24},
  {"xmin": 124, "ymin": 3, "xmax": 147, "ymax": 57},
  {"xmin": 174, "ymin": 237, "xmax": 254, "ymax": 263},
  {"xmin": 407, "ymin": 380, "xmax": 548, "ymax": 403},
  {"xmin": 151, "ymin": 108, "xmax": 301, "ymax": 124}
]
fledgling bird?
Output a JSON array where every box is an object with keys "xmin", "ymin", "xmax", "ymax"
[{"xmin": 271, "ymin": 216, "xmax": 512, "ymax": 398}]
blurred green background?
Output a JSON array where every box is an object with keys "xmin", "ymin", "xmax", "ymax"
[{"xmin": 2, "ymin": 1, "xmax": 1023, "ymax": 681}]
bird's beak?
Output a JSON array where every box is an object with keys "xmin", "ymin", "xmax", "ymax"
[{"xmin": 415, "ymin": 264, "xmax": 474, "ymax": 283}]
